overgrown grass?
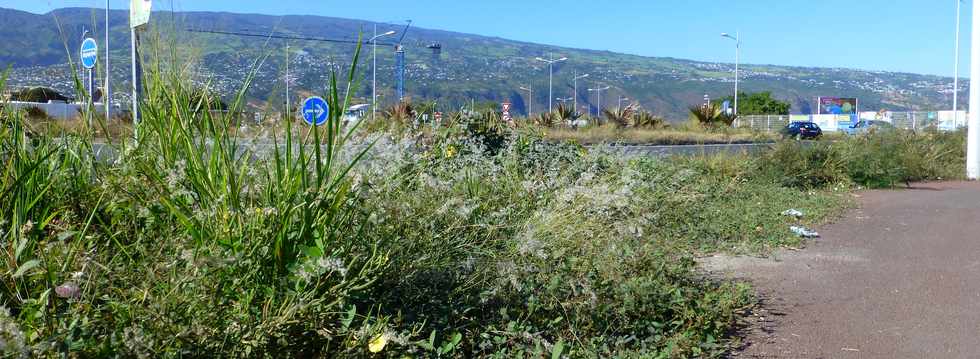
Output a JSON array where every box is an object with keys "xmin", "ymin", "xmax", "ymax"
[
  {"xmin": 544, "ymin": 123, "xmax": 773, "ymax": 145},
  {"xmin": 758, "ymin": 128, "xmax": 967, "ymax": 189},
  {"xmin": 0, "ymin": 41, "xmax": 969, "ymax": 358}
]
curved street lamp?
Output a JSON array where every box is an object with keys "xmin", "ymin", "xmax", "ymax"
[
  {"xmin": 721, "ymin": 31, "xmax": 740, "ymax": 120},
  {"xmin": 535, "ymin": 54, "xmax": 568, "ymax": 113},
  {"xmin": 588, "ymin": 85, "xmax": 610, "ymax": 118},
  {"xmin": 371, "ymin": 27, "xmax": 397, "ymax": 121}
]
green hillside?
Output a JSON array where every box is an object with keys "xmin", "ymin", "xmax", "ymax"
[{"xmin": 0, "ymin": 7, "xmax": 963, "ymax": 120}]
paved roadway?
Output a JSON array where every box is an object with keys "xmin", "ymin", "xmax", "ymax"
[{"xmin": 701, "ymin": 181, "xmax": 980, "ymax": 358}]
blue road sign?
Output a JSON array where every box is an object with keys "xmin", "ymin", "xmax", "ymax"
[
  {"xmin": 80, "ymin": 38, "xmax": 98, "ymax": 69},
  {"xmin": 301, "ymin": 96, "xmax": 330, "ymax": 126}
]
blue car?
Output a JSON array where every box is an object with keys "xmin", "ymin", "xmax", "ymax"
[{"xmin": 843, "ymin": 120, "xmax": 896, "ymax": 136}]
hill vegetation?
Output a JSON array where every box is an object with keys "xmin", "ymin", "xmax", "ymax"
[{"xmin": 0, "ymin": 7, "xmax": 964, "ymax": 121}]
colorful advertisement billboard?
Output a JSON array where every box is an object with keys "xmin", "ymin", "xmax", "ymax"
[{"xmin": 818, "ymin": 97, "xmax": 857, "ymax": 115}]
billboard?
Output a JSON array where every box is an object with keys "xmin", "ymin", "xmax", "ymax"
[{"xmin": 818, "ymin": 97, "xmax": 857, "ymax": 115}]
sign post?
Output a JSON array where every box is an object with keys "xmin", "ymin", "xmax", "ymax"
[
  {"xmin": 301, "ymin": 96, "xmax": 330, "ymax": 127},
  {"xmin": 80, "ymin": 38, "xmax": 98, "ymax": 126},
  {"xmin": 501, "ymin": 102, "xmax": 513, "ymax": 125},
  {"xmin": 130, "ymin": 0, "xmax": 152, "ymax": 135}
]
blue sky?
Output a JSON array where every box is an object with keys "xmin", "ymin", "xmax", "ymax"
[{"xmin": 7, "ymin": 0, "xmax": 974, "ymax": 77}]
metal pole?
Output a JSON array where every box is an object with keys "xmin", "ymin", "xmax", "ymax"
[
  {"xmin": 373, "ymin": 24, "xmax": 377, "ymax": 121},
  {"xmin": 597, "ymin": 87, "xmax": 601, "ymax": 117},
  {"xmin": 549, "ymin": 57, "xmax": 554, "ymax": 113},
  {"xmin": 285, "ymin": 42, "xmax": 290, "ymax": 120},
  {"xmin": 520, "ymin": 86, "xmax": 532, "ymax": 116},
  {"xmin": 969, "ymin": 0, "xmax": 980, "ymax": 179},
  {"xmin": 574, "ymin": 70, "xmax": 578, "ymax": 113},
  {"xmin": 954, "ymin": 0, "xmax": 962, "ymax": 128},
  {"xmin": 105, "ymin": 0, "xmax": 111, "ymax": 120},
  {"xmin": 88, "ymin": 68, "xmax": 94, "ymax": 126},
  {"xmin": 131, "ymin": 27, "xmax": 141, "ymax": 130},
  {"xmin": 734, "ymin": 31, "xmax": 740, "ymax": 121}
]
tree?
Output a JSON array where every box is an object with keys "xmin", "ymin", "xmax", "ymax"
[{"xmin": 714, "ymin": 91, "xmax": 791, "ymax": 115}]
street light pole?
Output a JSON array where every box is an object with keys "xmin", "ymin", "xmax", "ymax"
[
  {"xmin": 968, "ymin": 0, "xmax": 980, "ymax": 179},
  {"xmin": 520, "ymin": 85, "xmax": 532, "ymax": 116},
  {"xmin": 574, "ymin": 72, "xmax": 589, "ymax": 116},
  {"xmin": 535, "ymin": 54, "xmax": 568, "ymax": 113},
  {"xmin": 371, "ymin": 27, "xmax": 397, "ymax": 122},
  {"xmin": 588, "ymin": 85, "xmax": 610, "ymax": 118},
  {"xmin": 722, "ymin": 31, "xmax": 740, "ymax": 120},
  {"xmin": 954, "ymin": 0, "xmax": 963, "ymax": 127},
  {"xmin": 618, "ymin": 96, "xmax": 629, "ymax": 112}
]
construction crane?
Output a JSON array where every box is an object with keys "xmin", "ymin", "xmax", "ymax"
[
  {"xmin": 393, "ymin": 21, "xmax": 412, "ymax": 102},
  {"xmin": 185, "ymin": 27, "xmax": 441, "ymax": 104}
]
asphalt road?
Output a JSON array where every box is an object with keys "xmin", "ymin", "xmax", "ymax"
[{"xmin": 701, "ymin": 181, "xmax": 980, "ymax": 358}]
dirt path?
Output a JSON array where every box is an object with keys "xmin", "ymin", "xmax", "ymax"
[{"xmin": 701, "ymin": 181, "xmax": 980, "ymax": 359}]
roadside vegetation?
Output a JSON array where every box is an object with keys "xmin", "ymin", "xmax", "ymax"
[{"xmin": 1, "ymin": 42, "xmax": 968, "ymax": 358}]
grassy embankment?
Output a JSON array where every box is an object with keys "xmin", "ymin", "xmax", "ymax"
[{"xmin": 0, "ymin": 43, "xmax": 968, "ymax": 357}]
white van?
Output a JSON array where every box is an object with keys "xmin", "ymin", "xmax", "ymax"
[{"xmin": 343, "ymin": 104, "xmax": 370, "ymax": 127}]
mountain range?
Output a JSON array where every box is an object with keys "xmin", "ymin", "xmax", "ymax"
[{"xmin": 0, "ymin": 7, "xmax": 966, "ymax": 120}]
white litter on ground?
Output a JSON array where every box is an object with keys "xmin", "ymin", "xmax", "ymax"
[
  {"xmin": 791, "ymin": 226, "xmax": 820, "ymax": 238},
  {"xmin": 782, "ymin": 209, "xmax": 805, "ymax": 218}
]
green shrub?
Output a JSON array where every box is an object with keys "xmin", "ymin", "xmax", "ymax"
[
  {"xmin": 757, "ymin": 141, "xmax": 848, "ymax": 189},
  {"xmin": 756, "ymin": 129, "xmax": 966, "ymax": 189},
  {"xmin": 841, "ymin": 129, "xmax": 965, "ymax": 187}
]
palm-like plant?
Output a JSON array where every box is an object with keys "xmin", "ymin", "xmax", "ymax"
[
  {"xmin": 688, "ymin": 103, "xmax": 736, "ymax": 127},
  {"xmin": 632, "ymin": 110, "xmax": 667, "ymax": 129},
  {"xmin": 384, "ymin": 102, "xmax": 416, "ymax": 124},
  {"xmin": 554, "ymin": 103, "xmax": 580, "ymax": 122},
  {"xmin": 603, "ymin": 105, "xmax": 637, "ymax": 128},
  {"xmin": 553, "ymin": 103, "xmax": 584, "ymax": 128}
]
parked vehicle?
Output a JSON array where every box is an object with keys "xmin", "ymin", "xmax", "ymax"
[
  {"xmin": 342, "ymin": 104, "xmax": 371, "ymax": 127},
  {"xmin": 782, "ymin": 121, "xmax": 823, "ymax": 139},
  {"xmin": 843, "ymin": 120, "xmax": 896, "ymax": 135}
]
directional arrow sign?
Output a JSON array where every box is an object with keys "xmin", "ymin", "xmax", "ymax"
[
  {"xmin": 80, "ymin": 38, "xmax": 98, "ymax": 69},
  {"xmin": 301, "ymin": 96, "xmax": 330, "ymax": 126}
]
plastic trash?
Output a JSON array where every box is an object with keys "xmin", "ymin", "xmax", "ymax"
[
  {"xmin": 791, "ymin": 226, "xmax": 819, "ymax": 238},
  {"xmin": 782, "ymin": 209, "xmax": 804, "ymax": 218}
]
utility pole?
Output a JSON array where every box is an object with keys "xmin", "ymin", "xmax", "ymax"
[
  {"xmin": 519, "ymin": 85, "xmax": 532, "ymax": 116},
  {"xmin": 574, "ymin": 72, "xmax": 589, "ymax": 116},
  {"xmin": 535, "ymin": 54, "xmax": 567, "ymax": 113},
  {"xmin": 968, "ymin": 0, "xmax": 980, "ymax": 179}
]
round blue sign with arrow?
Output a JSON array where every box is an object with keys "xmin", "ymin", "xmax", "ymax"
[
  {"xmin": 80, "ymin": 38, "xmax": 98, "ymax": 69},
  {"xmin": 301, "ymin": 96, "xmax": 330, "ymax": 126}
]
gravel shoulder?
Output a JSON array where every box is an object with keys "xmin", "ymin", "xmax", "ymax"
[{"xmin": 701, "ymin": 181, "xmax": 980, "ymax": 359}]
